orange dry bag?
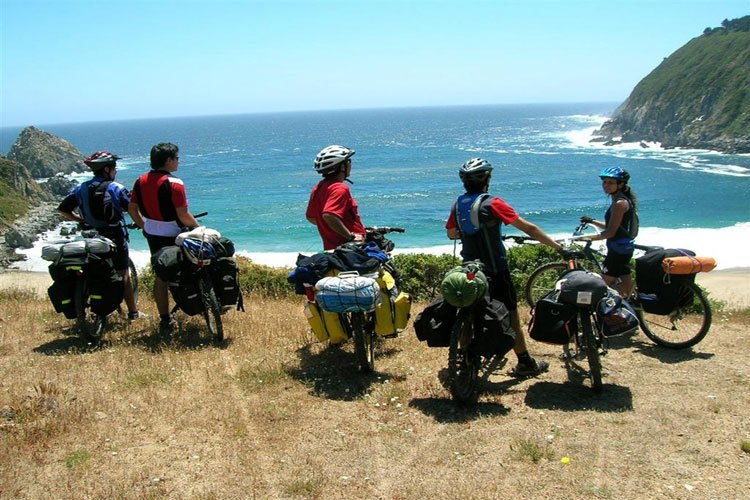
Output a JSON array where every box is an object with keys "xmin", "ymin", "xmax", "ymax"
[{"xmin": 661, "ymin": 256, "xmax": 717, "ymax": 274}]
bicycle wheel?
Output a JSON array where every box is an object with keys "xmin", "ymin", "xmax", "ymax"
[
  {"xmin": 198, "ymin": 273, "xmax": 224, "ymax": 343},
  {"xmin": 579, "ymin": 310, "xmax": 603, "ymax": 393},
  {"xmin": 351, "ymin": 312, "xmax": 375, "ymax": 372},
  {"xmin": 525, "ymin": 262, "xmax": 568, "ymax": 306},
  {"xmin": 447, "ymin": 310, "xmax": 480, "ymax": 405},
  {"xmin": 74, "ymin": 278, "xmax": 106, "ymax": 343},
  {"xmin": 128, "ymin": 258, "xmax": 139, "ymax": 304},
  {"xmin": 637, "ymin": 282, "xmax": 712, "ymax": 349}
]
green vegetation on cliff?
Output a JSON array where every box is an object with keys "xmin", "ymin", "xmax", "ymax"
[
  {"xmin": 595, "ymin": 16, "xmax": 750, "ymax": 153},
  {"xmin": 0, "ymin": 158, "xmax": 32, "ymax": 229}
]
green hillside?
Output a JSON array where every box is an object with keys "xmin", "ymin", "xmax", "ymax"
[{"xmin": 595, "ymin": 16, "xmax": 750, "ymax": 153}]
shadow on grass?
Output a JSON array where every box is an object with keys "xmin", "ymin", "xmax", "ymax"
[
  {"xmin": 287, "ymin": 342, "xmax": 404, "ymax": 401},
  {"xmin": 131, "ymin": 320, "xmax": 233, "ymax": 352},
  {"xmin": 409, "ymin": 397, "xmax": 510, "ymax": 422},
  {"xmin": 524, "ymin": 381, "xmax": 634, "ymax": 412},
  {"xmin": 604, "ymin": 330, "xmax": 714, "ymax": 363}
]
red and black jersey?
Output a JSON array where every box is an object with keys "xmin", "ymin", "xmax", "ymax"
[{"xmin": 131, "ymin": 171, "xmax": 188, "ymax": 221}]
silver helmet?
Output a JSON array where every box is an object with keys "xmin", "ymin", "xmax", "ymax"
[
  {"xmin": 313, "ymin": 145, "xmax": 355, "ymax": 174},
  {"xmin": 458, "ymin": 157, "xmax": 493, "ymax": 180}
]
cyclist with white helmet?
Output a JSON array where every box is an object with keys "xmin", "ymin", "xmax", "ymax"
[
  {"xmin": 576, "ymin": 166, "xmax": 639, "ymax": 297},
  {"xmin": 306, "ymin": 145, "xmax": 366, "ymax": 250},
  {"xmin": 58, "ymin": 151, "xmax": 141, "ymax": 320},
  {"xmin": 446, "ymin": 158, "xmax": 566, "ymax": 377}
]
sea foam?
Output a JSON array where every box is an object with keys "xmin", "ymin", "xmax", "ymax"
[{"xmin": 11, "ymin": 223, "xmax": 750, "ymax": 272}]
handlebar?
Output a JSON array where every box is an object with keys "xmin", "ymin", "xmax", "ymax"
[
  {"xmin": 501, "ymin": 234, "xmax": 534, "ymax": 245},
  {"xmin": 366, "ymin": 226, "xmax": 405, "ymax": 235},
  {"xmin": 126, "ymin": 211, "xmax": 208, "ymax": 231}
]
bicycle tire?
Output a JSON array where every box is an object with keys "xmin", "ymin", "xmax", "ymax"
[
  {"xmin": 74, "ymin": 278, "xmax": 106, "ymax": 343},
  {"xmin": 579, "ymin": 310, "xmax": 603, "ymax": 393},
  {"xmin": 198, "ymin": 273, "xmax": 224, "ymax": 343},
  {"xmin": 128, "ymin": 258, "xmax": 139, "ymax": 305},
  {"xmin": 636, "ymin": 282, "xmax": 712, "ymax": 349},
  {"xmin": 525, "ymin": 262, "xmax": 568, "ymax": 307},
  {"xmin": 351, "ymin": 312, "xmax": 375, "ymax": 372},
  {"xmin": 447, "ymin": 310, "xmax": 480, "ymax": 405}
]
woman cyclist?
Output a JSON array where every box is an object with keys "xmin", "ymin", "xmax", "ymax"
[{"xmin": 575, "ymin": 166, "xmax": 639, "ymax": 297}]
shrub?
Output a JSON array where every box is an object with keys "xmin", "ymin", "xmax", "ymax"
[
  {"xmin": 236, "ymin": 257, "xmax": 295, "ymax": 299},
  {"xmin": 391, "ymin": 253, "xmax": 460, "ymax": 302}
]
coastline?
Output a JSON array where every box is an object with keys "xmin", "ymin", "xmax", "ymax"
[{"xmin": 3, "ymin": 266, "xmax": 747, "ymax": 309}]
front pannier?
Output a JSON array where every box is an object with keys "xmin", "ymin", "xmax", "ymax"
[
  {"xmin": 169, "ymin": 270, "xmax": 205, "ymax": 316},
  {"xmin": 413, "ymin": 297, "xmax": 457, "ymax": 347},
  {"xmin": 47, "ymin": 256, "xmax": 87, "ymax": 319},
  {"xmin": 529, "ymin": 292, "xmax": 578, "ymax": 344},
  {"xmin": 210, "ymin": 257, "xmax": 244, "ymax": 310},
  {"xmin": 473, "ymin": 298, "xmax": 516, "ymax": 357}
]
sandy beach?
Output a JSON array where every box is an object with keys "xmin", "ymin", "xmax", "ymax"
[{"xmin": 2, "ymin": 267, "xmax": 748, "ymax": 309}]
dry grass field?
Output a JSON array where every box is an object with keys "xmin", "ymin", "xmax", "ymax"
[{"xmin": 1, "ymin": 289, "xmax": 748, "ymax": 499}]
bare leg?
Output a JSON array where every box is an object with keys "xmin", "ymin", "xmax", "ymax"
[
  {"xmin": 122, "ymin": 268, "xmax": 137, "ymax": 313},
  {"xmin": 510, "ymin": 310, "xmax": 528, "ymax": 354},
  {"xmin": 154, "ymin": 277, "xmax": 170, "ymax": 317}
]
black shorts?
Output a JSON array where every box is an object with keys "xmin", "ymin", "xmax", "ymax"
[
  {"xmin": 602, "ymin": 250, "xmax": 633, "ymax": 278},
  {"xmin": 145, "ymin": 233, "xmax": 177, "ymax": 255},
  {"xmin": 486, "ymin": 266, "xmax": 518, "ymax": 312}
]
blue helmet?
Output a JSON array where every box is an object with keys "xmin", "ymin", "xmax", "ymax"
[{"xmin": 599, "ymin": 166, "xmax": 629, "ymax": 181}]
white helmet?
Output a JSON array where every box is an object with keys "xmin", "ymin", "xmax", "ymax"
[
  {"xmin": 313, "ymin": 145, "xmax": 355, "ymax": 174},
  {"xmin": 458, "ymin": 157, "xmax": 494, "ymax": 180}
]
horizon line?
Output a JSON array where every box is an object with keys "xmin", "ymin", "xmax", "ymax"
[{"xmin": 1, "ymin": 100, "xmax": 621, "ymax": 130}]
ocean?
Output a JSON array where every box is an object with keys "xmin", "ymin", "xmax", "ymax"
[{"xmin": 2, "ymin": 103, "xmax": 749, "ymax": 271}]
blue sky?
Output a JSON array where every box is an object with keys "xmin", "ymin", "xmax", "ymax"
[{"xmin": 1, "ymin": 0, "xmax": 748, "ymax": 126}]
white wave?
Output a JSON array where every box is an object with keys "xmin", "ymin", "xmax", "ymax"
[{"xmin": 12, "ymin": 223, "xmax": 750, "ymax": 273}]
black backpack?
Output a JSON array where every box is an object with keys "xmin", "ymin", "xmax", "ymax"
[
  {"xmin": 210, "ymin": 257, "xmax": 244, "ymax": 311},
  {"xmin": 87, "ymin": 180, "xmax": 119, "ymax": 224}
]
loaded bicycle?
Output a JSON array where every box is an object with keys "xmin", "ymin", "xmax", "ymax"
[
  {"xmin": 509, "ymin": 222, "xmax": 712, "ymax": 349},
  {"xmin": 306, "ymin": 226, "xmax": 408, "ymax": 373},
  {"xmin": 43, "ymin": 222, "xmax": 141, "ymax": 344},
  {"xmin": 157, "ymin": 212, "xmax": 240, "ymax": 344}
]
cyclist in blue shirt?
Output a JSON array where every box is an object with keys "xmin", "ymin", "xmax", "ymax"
[{"xmin": 58, "ymin": 151, "xmax": 141, "ymax": 320}]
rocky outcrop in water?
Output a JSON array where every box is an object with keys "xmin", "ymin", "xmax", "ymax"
[
  {"xmin": 593, "ymin": 16, "xmax": 750, "ymax": 154},
  {"xmin": 7, "ymin": 126, "xmax": 87, "ymax": 177}
]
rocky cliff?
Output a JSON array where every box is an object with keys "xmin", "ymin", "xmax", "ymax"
[
  {"xmin": 593, "ymin": 16, "xmax": 750, "ymax": 153},
  {"xmin": 7, "ymin": 126, "xmax": 87, "ymax": 177}
]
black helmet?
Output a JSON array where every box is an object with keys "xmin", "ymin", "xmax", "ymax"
[{"xmin": 458, "ymin": 157, "xmax": 493, "ymax": 180}]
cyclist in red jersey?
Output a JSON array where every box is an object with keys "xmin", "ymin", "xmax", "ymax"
[
  {"xmin": 306, "ymin": 145, "xmax": 366, "ymax": 250},
  {"xmin": 128, "ymin": 143, "xmax": 199, "ymax": 331}
]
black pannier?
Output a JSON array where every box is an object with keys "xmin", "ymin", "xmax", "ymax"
[
  {"xmin": 47, "ymin": 281, "xmax": 77, "ymax": 319},
  {"xmin": 529, "ymin": 293, "xmax": 578, "ymax": 344},
  {"xmin": 169, "ymin": 270, "xmax": 205, "ymax": 316},
  {"xmin": 210, "ymin": 257, "xmax": 244, "ymax": 310},
  {"xmin": 636, "ymin": 249, "xmax": 696, "ymax": 315},
  {"xmin": 557, "ymin": 270, "xmax": 608, "ymax": 308},
  {"xmin": 47, "ymin": 256, "xmax": 86, "ymax": 319},
  {"xmin": 413, "ymin": 297, "xmax": 457, "ymax": 347},
  {"xmin": 473, "ymin": 298, "xmax": 516, "ymax": 357},
  {"xmin": 86, "ymin": 254, "xmax": 124, "ymax": 316},
  {"xmin": 152, "ymin": 245, "xmax": 183, "ymax": 282}
]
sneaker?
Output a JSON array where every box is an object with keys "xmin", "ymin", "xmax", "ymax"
[
  {"xmin": 512, "ymin": 358, "xmax": 550, "ymax": 378},
  {"xmin": 158, "ymin": 317, "xmax": 176, "ymax": 335},
  {"xmin": 127, "ymin": 311, "xmax": 147, "ymax": 322}
]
